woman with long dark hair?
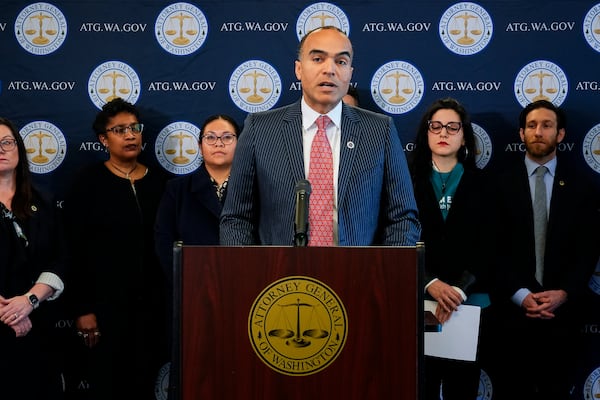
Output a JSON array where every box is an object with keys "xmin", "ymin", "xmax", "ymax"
[
  {"xmin": 409, "ymin": 98, "xmax": 492, "ymax": 400},
  {"xmin": 0, "ymin": 117, "xmax": 66, "ymax": 399}
]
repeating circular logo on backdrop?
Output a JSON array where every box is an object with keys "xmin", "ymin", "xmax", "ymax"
[
  {"xmin": 513, "ymin": 60, "xmax": 568, "ymax": 108},
  {"xmin": 584, "ymin": 366, "xmax": 600, "ymax": 400},
  {"xmin": 155, "ymin": 121, "xmax": 202, "ymax": 175},
  {"xmin": 154, "ymin": 362, "xmax": 170, "ymax": 400},
  {"xmin": 88, "ymin": 61, "xmax": 141, "ymax": 109},
  {"xmin": 477, "ymin": 368, "xmax": 493, "ymax": 399},
  {"xmin": 20, "ymin": 121, "xmax": 66, "ymax": 174},
  {"xmin": 14, "ymin": 2, "xmax": 68, "ymax": 55},
  {"xmin": 472, "ymin": 122, "xmax": 492, "ymax": 169},
  {"xmin": 583, "ymin": 123, "xmax": 600, "ymax": 175},
  {"xmin": 248, "ymin": 276, "xmax": 348, "ymax": 376},
  {"xmin": 583, "ymin": 4, "xmax": 600, "ymax": 53},
  {"xmin": 296, "ymin": 2, "xmax": 350, "ymax": 40},
  {"xmin": 370, "ymin": 61, "xmax": 425, "ymax": 115},
  {"xmin": 439, "ymin": 2, "xmax": 493, "ymax": 56},
  {"xmin": 229, "ymin": 60, "xmax": 282, "ymax": 113},
  {"xmin": 155, "ymin": 2, "xmax": 208, "ymax": 56}
]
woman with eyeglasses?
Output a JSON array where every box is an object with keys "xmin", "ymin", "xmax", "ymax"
[
  {"xmin": 408, "ymin": 97, "xmax": 493, "ymax": 400},
  {"xmin": 155, "ymin": 114, "xmax": 240, "ymax": 274},
  {"xmin": 0, "ymin": 117, "xmax": 66, "ymax": 399},
  {"xmin": 63, "ymin": 98, "xmax": 168, "ymax": 399},
  {"xmin": 153, "ymin": 114, "xmax": 239, "ymax": 391}
]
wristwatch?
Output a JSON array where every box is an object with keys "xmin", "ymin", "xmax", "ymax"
[{"xmin": 25, "ymin": 292, "xmax": 39, "ymax": 309}]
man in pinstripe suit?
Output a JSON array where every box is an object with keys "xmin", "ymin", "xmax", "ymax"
[{"xmin": 220, "ymin": 26, "xmax": 420, "ymax": 246}]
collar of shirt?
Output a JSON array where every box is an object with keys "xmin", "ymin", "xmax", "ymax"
[
  {"xmin": 300, "ymin": 98, "xmax": 342, "ymax": 131},
  {"xmin": 524, "ymin": 155, "xmax": 557, "ymax": 178},
  {"xmin": 300, "ymin": 97, "xmax": 342, "ymax": 182},
  {"xmin": 524, "ymin": 155, "xmax": 556, "ymax": 204}
]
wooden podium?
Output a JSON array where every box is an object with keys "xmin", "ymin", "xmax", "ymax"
[{"xmin": 171, "ymin": 244, "xmax": 425, "ymax": 400}]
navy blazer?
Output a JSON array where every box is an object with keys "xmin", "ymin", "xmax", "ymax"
[
  {"xmin": 491, "ymin": 155, "xmax": 599, "ymax": 308},
  {"xmin": 154, "ymin": 164, "xmax": 222, "ymax": 275},
  {"xmin": 220, "ymin": 101, "xmax": 421, "ymax": 246}
]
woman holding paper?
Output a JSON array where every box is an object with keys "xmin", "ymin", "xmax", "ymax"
[{"xmin": 409, "ymin": 97, "xmax": 492, "ymax": 400}]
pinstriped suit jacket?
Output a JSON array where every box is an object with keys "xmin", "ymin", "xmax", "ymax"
[{"xmin": 220, "ymin": 100, "xmax": 421, "ymax": 246}]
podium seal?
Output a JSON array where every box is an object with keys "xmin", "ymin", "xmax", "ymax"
[{"xmin": 248, "ymin": 275, "xmax": 348, "ymax": 376}]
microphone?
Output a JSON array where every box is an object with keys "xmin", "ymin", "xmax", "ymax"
[{"xmin": 294, "ymin": 179, "xmax": 311, "ymax": 247}]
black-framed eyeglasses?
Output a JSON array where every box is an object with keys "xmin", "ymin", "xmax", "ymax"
[
  {"xmin": 427, "ymin": 120, "xmax": 462, "ymax": 135},
  {"xmin": 106, "ymin": 123, "xmax": 144, "ymax": 135},
  {"xmin": 202, "ymin": 133, "xmax": 236, "ymax": 145},
  {"xmin": 0, "ymin": 138, "xmax": 17, "ymax": 151}
]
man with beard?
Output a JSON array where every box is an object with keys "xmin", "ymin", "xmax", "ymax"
[{"xmin": 482, "ymin": 100, "xmax": 599, "ymax": 400}]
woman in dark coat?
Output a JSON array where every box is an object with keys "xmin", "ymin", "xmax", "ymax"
[
  {"xmin": 64, "ymin": 99, "xmax": 167, "ymax": 400},
  {"xmin": 409, "ymin": 98, "xmax": 492, "ymax": 400},
  {"xmin": 0, "ymin": 117, "xmax": 66, "ymax": 399}
]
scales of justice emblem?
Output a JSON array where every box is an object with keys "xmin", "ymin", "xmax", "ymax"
[
  {"xmin": 164, "ymin": 12, "xmax": 200, "ymax": 45},
  {"xmin": 522, "ymin": 70, "xmax": 559, "ymax": 102},
  {"xmin": 20, "ymin": 122, "xmax": 66, "ymax": 174},
  {"xmin": 97, "ymin": 71, "xmax": 132, "ymax": 103},
  {"xmin": 239, "ymin": 70, "xmax": 272, "ymax": 104},
  {"xmin": 24, "ymin": 12, "xmax": 58, "ymax": 45},
  {"xmin": 248, "ymin": 276, "xmax": 348, "ymax": 376},
  {"xmin": 380, "ymin": 70, "xmax": 414, "ymax": 105},
  {"xmin": 447, "ymin": 11, "xmax": 483, "ymax": 45},
  {"xmin": 164, "ymin": 131, "xmax": 197, "ymax": 165},
  {"xmin": 26, "ymin": 130, "xmax": 56, "ymax": 164},
  {"xmin": 268, "ymin": 297, "xmax": 332, "ymax": 348},
  {"xmin": 514, "ymin": 60, "xmax": 567, "ymax": 107},
  {"xmin": 15, "ymin": 3, "xmax": 67, "ymax": 55}
]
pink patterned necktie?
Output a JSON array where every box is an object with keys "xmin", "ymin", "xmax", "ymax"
[{"xmin": 308, "ymin": 115, "xmax": 334, "ymax": 246}]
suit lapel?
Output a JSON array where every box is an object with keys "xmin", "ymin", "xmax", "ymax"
[
  {"xmin": 281, "ymin": 102, "xmax": 310, "ymax": 183},
  {"xmin": 191, "ymin": 167, "xmax": 221, "ymax": 217},
  {"xmin": 338, "ymin": 104, "xmax": 361, "ymax": 205},
  {"xmin": 547, "ymin": 162, "xmax": 568, "ymax": 232}
]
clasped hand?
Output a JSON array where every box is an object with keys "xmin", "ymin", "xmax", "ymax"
[
  {"xmin": 0, "ymin": 294, "xmax": 33, "ymax": 337},
  {"xmin": 427, "ymin": 280, "xmax": 463, "ymax": 324},
  {"xmin": 522, "ymin": 289, "xmax": 567, "ymax": 319}
]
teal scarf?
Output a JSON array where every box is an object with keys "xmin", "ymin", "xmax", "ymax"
[{"xmin": 430, "ymin": 162, "xmax": 464, "ymax": 220}]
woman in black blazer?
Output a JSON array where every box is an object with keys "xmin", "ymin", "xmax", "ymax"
[
  {"xmin": 154, "ymin": 114, "xmax": 240, "ymax": 275},
  {"xmin": 0, "ymin": 117, "xmax": 66, "ymax": 399},
  {"xmin": 409, "ymin": 98, "xmax": 492, "ymax": 400},
  {"xmin": 154, "ymin": 114, "xmax": 240, "ymax": 392}
]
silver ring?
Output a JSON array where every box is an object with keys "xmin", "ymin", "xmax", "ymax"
[
  {"xmin": 93, "ymin": 331, "xmax": 101, "ymax": 336},
  {"xmin": 14, "ymin": 313, "xmax": 18, "ymax": 319},
  {"xmin": 83, "ymin": 333, "xmax": 89, "ymax": 338},
  {"xmin": 77, "ymin": 331, "xmax": 84, "ymax": 337}
]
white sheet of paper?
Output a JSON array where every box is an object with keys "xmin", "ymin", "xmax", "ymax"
[{"xmin": 424, "ymin": 300, "xmax": 481, "ymax": 361}]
